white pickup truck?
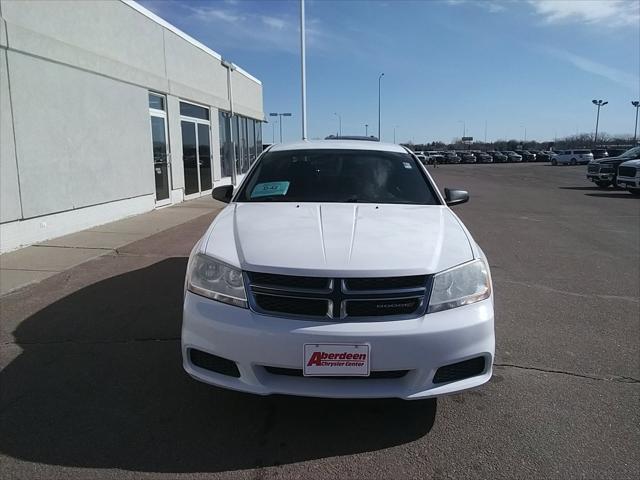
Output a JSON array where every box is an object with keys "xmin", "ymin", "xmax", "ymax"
[
  {"xmin": 616, "ymin": 159, "xmax": 640, "ymax": 195},
  {"xmin": 181, "ymin": 140, "xmax": 495, "ymax": 400}
]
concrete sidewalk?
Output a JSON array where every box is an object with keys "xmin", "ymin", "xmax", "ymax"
[{"xmin": 0, "ymin": 197, "xmax": 223, "ymax": 296}]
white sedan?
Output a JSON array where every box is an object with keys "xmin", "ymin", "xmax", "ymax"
[{"xmin": 182, "ymin": 140, "xmax": 495, "ymax": 399}]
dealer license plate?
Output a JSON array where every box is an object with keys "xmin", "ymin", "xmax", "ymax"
[{"xmin": 303, "ymin": 343, "xmax": 370, "ymax": 376}]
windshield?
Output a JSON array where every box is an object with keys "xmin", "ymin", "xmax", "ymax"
[
  {"xmin": 236, "ymin": 149, "xmax": 440, "ymax": 205},
  {"xmin": 621, "ymin": 146, "xmax": 640, "ymax": 158}
]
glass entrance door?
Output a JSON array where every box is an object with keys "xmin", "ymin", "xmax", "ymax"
[
  {"xmin": 181, "ymin": 119, "xmax": 212, "ymax": 196},
  {"xmin": 148, "ymin": 92, "xmax": 171, "ymax": 206},
  {"xmin": 181, "ymin": 121, "xmax": 199, "ymax": 195},
  {"xmin": 150, "ymin": 115, "xmax": 170, "ymax": 202}
]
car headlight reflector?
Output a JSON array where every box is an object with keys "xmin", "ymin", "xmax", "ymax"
[
  {"xmin": 428, "ymin": 260, "xmax": 491, "ymax": 313},
  {"xmin": 187, "ymin": 254, "xmax": 247, "ymax": 308}
]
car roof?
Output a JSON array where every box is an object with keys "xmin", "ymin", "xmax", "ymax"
[{"xmin": 268, "ymin": 140, "xmax": 407, "ymax": 153}]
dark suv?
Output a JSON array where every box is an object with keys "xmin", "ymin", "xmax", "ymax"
[
  {"xmin": 474, "ymin": 151, "xmax": 493, "ymax": 163},
  {"xmin": 515, "ymin": 150, "xmax": 536, "ymax": 162},
  {"xmin": 586, "ymin": 146, "xmax": 640, "ymax": 188}
]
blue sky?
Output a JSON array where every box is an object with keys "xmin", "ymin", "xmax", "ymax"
[{"xmin": 140, "ymin": 0, "xmax": 639, "ymax": 144}]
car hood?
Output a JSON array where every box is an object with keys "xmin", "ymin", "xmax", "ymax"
[
  {"xmin": 620, "ymin": 159, "xmax": 640, "ymax": 167},
  {"xmin": 592, "ymin": 156, "xmax": 632, "ymax": 165},
  {"xmin": 202, "ymin": 203, "xmax": 474, "ymax": 277}
]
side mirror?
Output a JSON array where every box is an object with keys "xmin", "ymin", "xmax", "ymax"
[
  {"xmin": 444, "ymin": 188, "xmax": 469, "ymax": 207},
  {"xmin": 212, "ymin": 185, "xmax": 233, "ymax": 203}
]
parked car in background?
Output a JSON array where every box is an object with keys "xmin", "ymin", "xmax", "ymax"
[
  {"xmin": 474, "ymin": 152, "xmax": 493, "ymax": 163},
  {"xmin": 427, "ymin": 151, "xmax": 445, "ymax": 165},
  {"xmin": 183, "ymin": 140, "xmax": 495, "ymax": 399},
  {"xmin": 587, "ymin": 146, "xmax": 640, "ymax": 188},
  {"xmin": 415, "ymin": 153, "xmax": 428, "ymax": 165},
  {"xmin": 503, "ymin": 151, "xmax": 522, "ymax": 162},
  {"xmin": 488, "ymin": 151, "xmax": 507, "ymax": 163},
  {"xmin": 445, "ymin": 152, "xmax": 461, "ymax": 164},
  {"xmin": 534, "ymin": 151, "xmax": 552, "ymax": 162},
  {"xmin": 459, "ymin": 151, "xmax": 477, "ymax": 163},
  {"xmin": 551, "ymin": 149, "xmax": 593, "ymax": 165},
  {"xmin": 515, "ymin": 150, "xmax": 536, "ymax": 162},
  {"xmin": 592, "ymin": 149, "xmax": 609, "ymax": 159},
  {"xmin": 606, "ymin": 148, "xmax": 629, "ymax": 158},
  {"xmin": 616, "ymin": 159, "xmax": 640, "ymax": 195}
]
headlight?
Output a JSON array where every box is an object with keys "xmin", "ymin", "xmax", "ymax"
[
  {"xmin": 427, "ymin": 260, "xmax": 491, "ymax": 313},
  {"xmin": 187, "ymin": 254, "xmax": 247, "ymax": 308}
]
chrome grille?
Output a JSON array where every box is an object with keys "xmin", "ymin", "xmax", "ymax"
[
  {"xmin": 245, "ymin": 271, "xmax": 430, "ymax": 321},
  {"xmin": 587, "ymin": 164, "xmax": 600, "ymax": 173}
]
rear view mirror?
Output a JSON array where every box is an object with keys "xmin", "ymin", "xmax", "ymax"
[
  {"xmin": 444, "ymin": 188, "xmax": 469, "ymax": 207},
  {"xmin": 212, "ymin": 185, "xmax": 233, "ymax": 203}
]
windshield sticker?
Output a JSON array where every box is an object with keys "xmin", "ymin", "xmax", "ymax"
[
  {"xmin": 403, "ymin": 162, "xmax": 412, "ymax": 169},
  {"xmin": 251, "ymin": 181, "xmax": 290, "ymax": 198}
]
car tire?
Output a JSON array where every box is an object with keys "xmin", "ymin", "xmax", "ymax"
[
  {"xmin": 570, "ymin": 158, "xmax": 577, "ymax": 165},
  {"xmin": 595, "ymin": 180, "xmax": 611, "ymax": 188},
  {"xmin": 551, "ymin": 159, "xmax": 557, "ymax": 166},
  {"xmin": 628, "ymin": 188, "xmax": 640, "ymax": 196}
]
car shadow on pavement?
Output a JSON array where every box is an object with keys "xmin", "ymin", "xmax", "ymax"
[
  {"xmin": 0, "ymin": 258, "xmax": 436, "ymax": 473},
  {"xmin": 584, "ymin": 192, "xmax": 638, "ymax": 199},
  {"xmin": 558, "ymin": 186, "xmax": 605, "ymax": 191}
]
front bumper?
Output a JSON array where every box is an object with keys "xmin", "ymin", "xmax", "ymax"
[
  {"xmin": 182, "ymin": 291, "xmax": 495, "ymax": 400},
  {"xmin": 617, "ymin": 176, "xmax": 640, "ymax": 188},
  {"xmin": 587, "ymin": 172, "xmax": 614, "ymax": 182}
]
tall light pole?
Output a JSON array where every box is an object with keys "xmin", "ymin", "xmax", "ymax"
[
  {"xmin": 221, "ymin": 58, "xmax": 237, "ymax": 184},
  {"xmin": 334, "ymin": 112, "xmax": 342, "ymax": 136},
  {"xmin": 365, "ymin": 124, "xmax": 369, "ymax": 136},
  {"xmin": 269, "ymin": 112, "xmax": 292, "ymax": 143},
  {"xmin": 457, "ymin": 120, "xmax": 466, "ymax": 139},
  {"xmin": 378, "ymin": 72, "xmax": 384, "ymax": 141},
  {"xmin": 300, "ymin": 0, "xmax": 307, "ymax": 140},
  {"xmin": 271, "ymin": 118, "xmax": 278, "ymax": 143},
  {"xmin": 632, "ymin": 101, "xmax": 640, "ymax": 144},
  {"xmin": 393, "ymin": 125, "xmax": 399, "ymax": 144},
  {"xmin": 520, "ymin": 124, "xmax": 527, "ymax": 144},
  {"xmin": 592, "ymin": 99, "xmax": 608, "ymax": 146}
]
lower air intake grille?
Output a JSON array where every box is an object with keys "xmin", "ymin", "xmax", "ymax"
[
  {"xmin": 433, "ymin": 357, "xmax": 486, "ymax": 384},
  {"xmin": 189, "ymin": 349, "xmax": 240, "ymax": 378}
]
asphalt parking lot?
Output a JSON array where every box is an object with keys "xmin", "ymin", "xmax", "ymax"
[{"xmin": 0, "ymin": 163, "xmax": 638, "ymax": 479}]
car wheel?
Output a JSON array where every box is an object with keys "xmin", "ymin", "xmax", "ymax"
[
  {"xmin": 595, "ymin": 180, "xmax": 611, "ymax": 188},
  {"xmin": 570, "ymin": 158, "xmax": 577, "ymax": 165},
  {"xmin": 628, "ymin": 188, "xmax": 640, "ymax": 196},
  {"xmin": 551, "ymin": 159, "xmax": 557, "ymax": 166}
]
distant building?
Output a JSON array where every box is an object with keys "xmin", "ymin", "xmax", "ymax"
[{"xmin": 0, "ymin": 0, "xmax": 264, "ymax": 252}]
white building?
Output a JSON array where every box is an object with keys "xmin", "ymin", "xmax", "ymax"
[{"xmin": 0, "ymin": 0, "xmax": 264, "ymax": 253}]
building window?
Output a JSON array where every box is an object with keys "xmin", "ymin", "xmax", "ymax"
[
  {"xmin": 149, "ymin": 93, "xmax": 165, "ymax": 111},
  {"xmin": 179, "ymin": 101, "xmax": 209, "ymax": 120}
]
